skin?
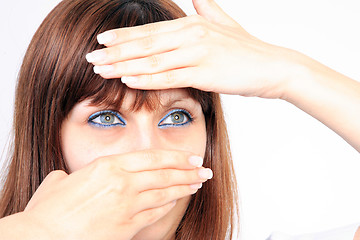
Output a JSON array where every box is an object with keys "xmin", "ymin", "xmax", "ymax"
[
  {"xmin": 355, "ymin": 227, "xmax": 360, "ymax": 240},
  {"xmin": 61, "ymin": 89, "xmax": 207, "ymax": 239},
  {"xmin": 86, "ymin": 0, "xmax": 360, "ymax": 238},
  {"xmin": 87, "ymin": 0, "xmax": 360, "ymax": 153},
  {"xmin": 1, "ymin": 0, "xmax": 359, "ymax": 239},
  {"xmin": 0, "ymin": 89, "xmax": 211, "ymax": 240}
]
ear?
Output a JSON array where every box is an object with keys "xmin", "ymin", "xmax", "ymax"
[{"xmin": 192, "ymin": 0, "xmax": 239, "ymax": 27}]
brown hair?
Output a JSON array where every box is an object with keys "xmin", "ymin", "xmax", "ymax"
[{"xmin": 0, "ymin": 0, "xmax": 238, "ymax": 239}]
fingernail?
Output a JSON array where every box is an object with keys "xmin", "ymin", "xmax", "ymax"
[
  {"xmin": 86, "ymin": 49, "xmax": 107, "ymax": 63},
  {"xmin": 189, "ymin": 156, "xmax": 203, "ymax": 167},
  {"xmin": 198, "ymin": 168, "xmax": 213, "ymax": 179},
  {"xmin": 93, "ymin": 65, "xmax": 114, "ymax": 74},
  {"xmin": 97, "ymin": 31, "xmax": 116, "ymax": 45},
  {"xmin": 121, "ymin": 76, "xmax": 138, "ymax": 84},
  {"xmin": 190, "ymin": 182, "xmax": 203, "ymax": 190}
]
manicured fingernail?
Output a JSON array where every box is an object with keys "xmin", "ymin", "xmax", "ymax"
[
  {"xmin": 189, "ymin": 156, "xmax": 203, "ymax": 167},
  {"xmin": 97, "ymin": 31, "xmax": 116, "ymax": 45},
  {"xmin": 198, "ymin": 168, "xmax": 213, "ymax": 179},
  {"xmin": 190, "ymin": 183, "xmax": 203, "ymax": 190},
  {"xmin": 121, "ymin": 76, "xmax": 138, "ymax": 84},
  {"xmin": 93, "ymin": 65, "xmax": 114, "ymax": 74},
  {"xmin": 86, "ymin": 49, "xmax": 107, "ymax": 63}
]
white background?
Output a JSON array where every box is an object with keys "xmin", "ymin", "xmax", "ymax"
[{"xmin": 1, "ymin": 0, "xmax": 360, "ymax": 239}]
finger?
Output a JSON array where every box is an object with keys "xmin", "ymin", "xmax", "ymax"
[
  {"xmin": 131, "ymin": 200, "xmax": 177, "ymax": 228},
  {"xmin": 120, "ymin": 67, "xmax": 201, "ymax": 91},
  {"xmin": 103, "ymin": 149, "xmax": 204, "ymax": 172},
  {"xmin": 88, "ymin": 28, "xmax": 205, "ymax": 65},
  {"xmin": 131, "ymin": 184, "xmax": 202, "ymax": 215},
  {"xmin": 133, "ymin": 167, "xmax": 213, "ymax": 192},
  {"xmin": 97, "ymin": 16, "xmax": 198, "ymax": 46},
  {"xmin": 87, "ymin": 25, "xmax": 206, "ymax": 65},
  {"xmin": 43, "ymin": 170, "xmax": 68, "ymax": 182},
  {"xmin": 193, "ymin": 0, "xmax": 239, "ymax": 27},
  {"xmin": 94, "ymin": 45, "xmax": 204, "ymax": 79}
]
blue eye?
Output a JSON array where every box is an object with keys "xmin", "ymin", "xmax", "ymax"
[
  {"xmin": 88, "ymin": 110, "xmax": 126, "ymax": 128},
  {"xmin": 158, "ymin": 109, "xmax": 193, "ymax": 128}
]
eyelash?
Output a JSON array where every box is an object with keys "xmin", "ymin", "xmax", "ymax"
[
  {"xmin": 158, "ymin": 109, "xmax": 194, "ymax": 128},
  {"xmin": 88, "ymin": 110, "xmax": 126, "ymax": 128},
  {"xmin": 87, "ymin": 109, "xmax": 194, "ymax": 128}
]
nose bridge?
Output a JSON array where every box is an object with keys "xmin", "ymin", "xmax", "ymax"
[{"xmin": 132, "ymin": 115, "xmax": 160, "ymax": 150}]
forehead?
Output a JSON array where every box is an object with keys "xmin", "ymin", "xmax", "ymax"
[
  {"xmin": 124, "ymin": 88, "xmax": 191, "ymax": 107},
  {"xmin": 86, "ymin": 88, "xmax": 198, "ymax": 111}
]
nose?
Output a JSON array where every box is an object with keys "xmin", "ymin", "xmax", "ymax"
[
  {"xmin": 128, "ymin": 116, "xmax": 164, "ymax": 151},
  {"xmin": 134, "ymin": 127, "xmax": 158, "ymax": 150}
]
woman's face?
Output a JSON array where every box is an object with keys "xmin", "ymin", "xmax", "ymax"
[{"xmin": 61, "ymin": 88, "xmax": 207, "ymax": 239}]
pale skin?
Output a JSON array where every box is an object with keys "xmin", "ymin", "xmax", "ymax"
[
  {"xmin": 85, "ymin": 0, "xmax": 360, "ymax": 238},
  {"xmin": 86, "ymin": 0, "xmax": 360, "ymax": 153},
  {"xmin": 60, "ymin": 89, "xmax": 209, "ymax": 239},
  {"xmin": 0, "ymin": 89, "xmax": 211, "ymax": 240},
  {"xmin": 1, "ymin": 0, "xmax": 360, "ymax": 239}
]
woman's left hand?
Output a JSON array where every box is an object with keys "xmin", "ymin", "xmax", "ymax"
[
  {"xmin": 86, "ymin": 0, "xmax": 300, "ymax": 99},
  {"xmin": 85, "ymin": 0, "xmax": 360, "ymax": 152}
]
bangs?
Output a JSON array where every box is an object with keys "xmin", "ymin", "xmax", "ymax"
[
  {"xmin": 54, "ymin": 0, "xmax": 193, "ymax": 115},
  {"xmin": 84, "ymin": 75, "xmax": 162, "ymax": 111},
  {"xmin": 78, "ymin": 72, "xmax": 213, "ymax": 114}
]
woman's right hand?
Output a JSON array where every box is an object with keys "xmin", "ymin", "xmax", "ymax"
[{"xmin": 22, "ymin": 150, "xmax": 211, "ymax": 240}]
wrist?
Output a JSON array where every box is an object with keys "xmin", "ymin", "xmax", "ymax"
[
  {"xmin": 0, "ymin": 212, "xmax": 35, "ymax": 239},
  {"xmin": 251, "ymin": 44, "xmax": 315, "ymax": 100},
  {"xmin": 0, "ymin": 211, "xmax": 52, "ymax": 240},
  {"xmin": 274, "ymin": 49, "xmax": 316, "ymax": 103}
]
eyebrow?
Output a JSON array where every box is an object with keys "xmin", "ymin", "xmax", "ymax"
[
  {"xmin": 161, "ymin": 97, "xmax": 195, "ymax": 109},
  {"xmin": 86, "ymin": 95, "xmax": 196, "ymax": 113}
]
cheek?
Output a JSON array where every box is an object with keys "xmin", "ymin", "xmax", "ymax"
[
  {"xmin": 61, "ymin": 118, "xmax": 207, "ymax": 172},
  {"xmin": 61, "ymin": 123, "xmax": 128, "ymax": 172},
  {"xmin": 61, "ymin": 126, "xmax": 96, "ymax": 172},
  {"xmin": 161, "ymin": 124, "xmax": 207, "ymax": 158}
]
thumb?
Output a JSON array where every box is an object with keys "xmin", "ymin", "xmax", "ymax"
[{"xmin": 192, "ymin": 0, "xmax": 239, "ymax": 27}]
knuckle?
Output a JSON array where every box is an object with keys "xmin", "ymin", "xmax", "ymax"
[
  {"xmin": 153, "ymin": 190, "xmax": 167, "ymax": 203},
  {"xmin": 46, "ymin": 170, "xmax": 67, "ymax": 180},
  {"xmin": 175, "ymin": 150, "xmax": 188, "ymax": 163},
  {"xmin": 158, "ymin": 170, "xmax": 171, "ymax": 183},
  {"xmin": 120, "ymin": 61, "xmax": 129, "ymax": 73},
  {"xmin": 134, "ymin": 74, "xmax": 153, "ymax": 88},
  {"xmin": 113, "ymin": 45, "xmax": 122, "ymax": 58},
  {"xmin": 139, "ymin": 36, "xmax": 154, "ymax": 51},
  {"xmin": 142, "ymin": 149, "xmax": 159, "ymax": 165},
  {"xmin": 148, "ymin": 55, "xmax": 161, "ymax": 69},
  {"xmin": 192, "ymin": 24, "xmax": 208, "ymax": 39},
  {"xmin": 164, "ymin": 71, "xmax": 176, "ymax": 86},
  {"xmin": 106, "ymin": 45, "xmax": 121, "ymax": 59},
  {"xmin": 143, "ymin": 149, "xmax": 155, "ymax": 162},
  {"xmin": 143, "ymin": 23, "xmax": 158, "ymax": 36},
  {"xmin": 142, "ymin": 74, "xmax": 153, "ymax": 87},
  {"xmin": 111, "ymin": 175, "xmax": 127, "ymax": 194},
  {"xmin": 113, "ymin": 61, "xmax": 128, "ymax": 76},
  {"xmin": 145, "ymin": 210, "xmax": 159, "ymax": 225},
  {"xmin": 92, "ymin": 157, "xmax": 112, "ymax": 175}
]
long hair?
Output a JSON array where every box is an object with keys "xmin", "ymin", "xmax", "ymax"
[{"xmin": 0, "ymin": 0, "xmax": 238, "ymax": 239}]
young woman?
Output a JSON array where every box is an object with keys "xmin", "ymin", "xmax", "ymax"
[
  {"xmin": 0, "ymin": 0, "xmax": 238, "ymax": 239},
  {"xmin": 1, "ymin": 0, "xmax": 360, "ymax": 239}
]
